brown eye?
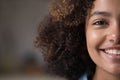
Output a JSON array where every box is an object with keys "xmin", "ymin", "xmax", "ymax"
[{"xmin": 92, "ymin": 20, "xmax": 108, "ymax": 25}]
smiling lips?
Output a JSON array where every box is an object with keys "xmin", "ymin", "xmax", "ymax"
[
  {"xmin": 105, "ymin": 49, "xmax": 120, "ymax": 55},
  {"xmin": 101, "ymin": 47, "xmax": 120, "ymax": 55}
]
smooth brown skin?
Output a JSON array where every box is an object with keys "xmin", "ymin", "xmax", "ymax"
[{"xmin": 86, "ymin": 0, "xmax": 120, "ymax": 80}]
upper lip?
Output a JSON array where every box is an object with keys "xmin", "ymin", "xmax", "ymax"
[{"xmin": 100, "ymin": 45, "xmax": 120, "ymax": 50}]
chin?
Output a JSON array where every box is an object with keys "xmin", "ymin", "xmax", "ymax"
[{"xmin": 104, "ymin": 66, "xmax": 120, "ymax": 76}]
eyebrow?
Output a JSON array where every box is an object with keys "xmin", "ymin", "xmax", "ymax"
[{"xmin": 89, "ymin": 11, "xmax": 112, "ymax": 18}]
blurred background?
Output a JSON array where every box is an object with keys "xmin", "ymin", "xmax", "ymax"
[{"xmin": 0, "ymin": 0, "xmax": 64, "ymax": 79}]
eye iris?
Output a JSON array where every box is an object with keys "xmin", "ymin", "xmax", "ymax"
[{"xmin": 96, "ymin": 21, "xmax": 105, "ymax": 25}]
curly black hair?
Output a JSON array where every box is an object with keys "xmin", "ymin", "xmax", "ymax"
[{"xmin": 35, "ymin": 0, "xmax": 95, "ymax": 80}]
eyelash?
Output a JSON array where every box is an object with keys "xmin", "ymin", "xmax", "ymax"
[{"xmin": 92, "ymin": 20, "xmax": 109, "ymax": 26}]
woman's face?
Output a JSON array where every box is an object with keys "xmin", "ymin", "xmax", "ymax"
[{"xmin": 86, "ymin": 0, "xmax": 120, "ymax": 76}]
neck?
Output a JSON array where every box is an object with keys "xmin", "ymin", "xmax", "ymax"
[{"xmin": 92, "ymin": 67, "xmax": 120, "ymax": 80}]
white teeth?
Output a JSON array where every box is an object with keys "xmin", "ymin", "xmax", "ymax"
[{"xmin": 105, "ymin": 49, "xmax": 120, "ymax": 55}]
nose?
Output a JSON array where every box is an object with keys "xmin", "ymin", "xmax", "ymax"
[{"xmin": 107, "ymin": 24, "xmax": 120, "ymax": 44}]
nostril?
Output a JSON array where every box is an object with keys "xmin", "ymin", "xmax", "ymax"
[
  {"xmin": 109, "ymin": 37, "xmax": 120, "ymax": 44},
  {"xmin": 109, "ymin": 39, "xmax": 115, "ymax": 42},
  {"xmin": 108, "ymin": 33, "xmax": 120, "ymax": 44}
]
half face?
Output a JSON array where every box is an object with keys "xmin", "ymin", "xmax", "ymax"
[{"xmin": 86, "ymin": 0, "xmax": 120, "ymax": 77}]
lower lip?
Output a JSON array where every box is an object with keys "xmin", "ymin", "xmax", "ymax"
[{"xmin": 100, "ymin": 50, "xmax": 120, "ymax": 62}]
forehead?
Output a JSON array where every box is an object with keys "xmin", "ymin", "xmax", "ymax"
[{"xmin": 91, "ymin": 0, "xmax": 120, "ymax": 13}]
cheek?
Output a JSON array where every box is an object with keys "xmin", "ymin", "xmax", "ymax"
[
  {"xmin": 86, "ymin": 30, "xmax": 104, "ymax": 63},
  {"xmin": 86, "ymin": 31, "xmax": 101, "ymax": 49},
  {"xmin": 86, "ymin": 29, "xmax": 106, "ymax": 57}
]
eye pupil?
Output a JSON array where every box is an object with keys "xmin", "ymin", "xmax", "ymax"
[{"xmin": 97, "ymin": 21, "xmax": 105, "ymax": 25}]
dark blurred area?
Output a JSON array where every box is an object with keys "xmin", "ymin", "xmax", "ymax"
[{"xmin": 0, "ymin": 0, "xmax": 66, "ymax": 80}]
